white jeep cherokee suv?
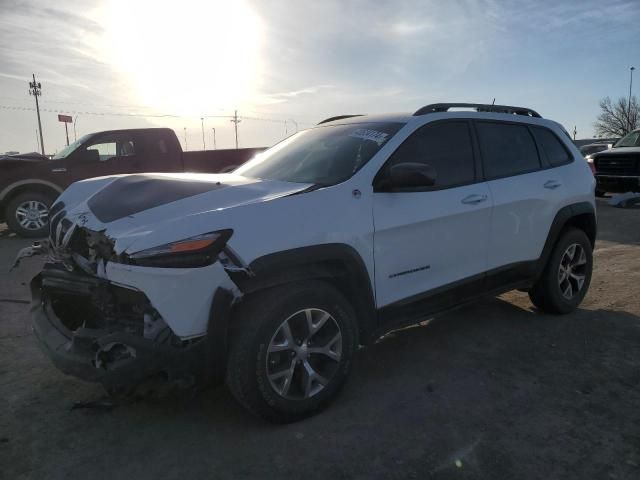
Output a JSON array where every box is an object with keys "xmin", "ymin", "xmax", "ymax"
[{"xmin": 29, "ymin": 103, "xmax": 596, "ymax": 422}]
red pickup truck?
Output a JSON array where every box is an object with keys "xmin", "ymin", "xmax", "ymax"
[{"xmin": 0, "ymin": 128, "xmax": 265, "ymax": 237}]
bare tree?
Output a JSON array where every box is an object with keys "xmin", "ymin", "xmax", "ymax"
[{"xmin": 594, "ymin": 96, "xmax": 639, "ymax": 138}]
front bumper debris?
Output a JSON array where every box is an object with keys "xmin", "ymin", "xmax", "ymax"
[
  {"xmin": 10, "ymin": 241, "xmax": 48, "ymax": 271},
  {"xmin": 30, "ymin": 267, "xmax": 206, "ymax": 389}
]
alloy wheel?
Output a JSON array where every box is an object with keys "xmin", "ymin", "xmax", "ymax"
[
  {"xmin": 15, "ymin": 200, "xmax": 49, "ymax": 231},
  {"xmin": 558, "ymin": 243, "xmax": 587, "ymax": 300},
  {"xmin": 266, "ymin": 308, "xmax": 342, "ymax": 400}
]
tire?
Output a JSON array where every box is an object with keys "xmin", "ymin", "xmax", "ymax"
[
  {"xmin": 5, "ymin": 192, "xmax": 55, "ymax": 238},
  {"xmin": 529, "ymin": 227, "xmax": 593, "ymax": 314},
  {"xmin": 226, "ymin": 281, "xmax": 358, "ymax": 423}
]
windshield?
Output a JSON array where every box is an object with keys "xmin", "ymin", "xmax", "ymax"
[
  {"xmin": 235, "ymin": 122, "xmax": 404, "ymax": 185},
  {"xmin": 613, "ymin": 130, "xmax": 640, "ymax": 148},
  {"xmin": 52, "ymin": 133, "xmax": 93, "ymax": 159}
]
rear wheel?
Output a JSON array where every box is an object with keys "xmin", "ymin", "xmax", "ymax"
[
  {"xmin": 226, "ymin": 281, "xmax": 357, "ymax": 423},
  {"xmin": 529, "ymin": 227, "xmax": 593, "ymax": 314},
  {"xmin": 5, "ymin": 192, "xmax": 55, "ymax": 238}
]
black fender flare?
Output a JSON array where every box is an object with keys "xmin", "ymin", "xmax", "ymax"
[
  {"xmin": 536, "ymin": 201, "xmax": 596, "ymax": 277},
  {"xmin": 227, "ymin": 243, "xmax": 378, "ymax": 344}
]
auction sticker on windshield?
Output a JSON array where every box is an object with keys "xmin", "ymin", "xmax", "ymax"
[{"xmin": 349, "ymin": 128, "xmax": 390, "ymax": 146}]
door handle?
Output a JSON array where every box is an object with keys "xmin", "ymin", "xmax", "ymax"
[
  {"xmin": 461, "ymin": 194, "xmax": 488, "ymax": 205},
  {"xmin": 51, "ymin": 168, "xmax": 67, "ymax": 173},
  {"xmin": 544, "ymin": 180, "xmax": 562, "ymax": 189}
]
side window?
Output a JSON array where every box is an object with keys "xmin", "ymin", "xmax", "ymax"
[
  {"xmin": 86, "ymin": 141, "xmax": 116, "ymax": 161},
  {"xmin": 476, "ymin": 122, "xmax": 540, "ymax": 179},
  {"xmin": 531, "ymin": 127, "xmax": 572, "ymax": 167},
  {"xmin": 386, "ymin": 121, "xmax": 475, "ymax": 189},
  {"xmin": 85, "ymin": 136, "xmax": 136, "ymax": 161}
]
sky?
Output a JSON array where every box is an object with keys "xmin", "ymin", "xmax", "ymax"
[{"xmin": 0, "ymin": 0, "xmax": 638, "ymax": 154}]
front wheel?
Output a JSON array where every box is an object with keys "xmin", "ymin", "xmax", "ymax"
[
  {"xmin": 529, "ymin": 227, "xmax": 593, "ymax": 314},
  {"xmin": 226, "ymin": 281, "xmax": 357, "ymax": 423},
  {"xmin": 5, "ymin": 192, "xmax": 55, "ymax": 238}
]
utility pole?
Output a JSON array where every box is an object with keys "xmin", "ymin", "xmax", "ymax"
[
  {"xmin": 201, "ymin": 117, "xmax": 206, "ymax": 150},
  {"xmin": 628, "ymin": 66, "xmax": 635, "ymax": 133},
  {"xmin": 183, "ymin": 127, "xmax": 188, "ymax": 151},
  {"xmin": 35, "ymin": 129, "xmax": 40, "ymax": 153},
  {"xmin": 73, "ymin": 115, "xmax": 79, "ymax": 142},
  {"xmin": 29, "ymin": 74, "xmax": 45, "ymax": 156},
  {"xmin": 211, "ymin": 128, "xmax": 216, "ymax": 149},
  {"xmin": 230, "ymin": 110, "xmax": 241, "ymax": 149},
  {"xmin": 573, "ymin": 126, "xmax": 577, "ymax": 141}
]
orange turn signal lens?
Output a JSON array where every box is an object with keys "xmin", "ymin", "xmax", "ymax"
[{"xmin": 169, "ymin": 238, "xmax": 216, "ymax": 253}]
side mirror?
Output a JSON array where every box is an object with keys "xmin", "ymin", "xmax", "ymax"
[
  {"xmin": 85, "ymin": 149, "xmax": 100, "ymax": 162},
  {"xmin": 385, "ymin": 162, "xmax": 436, "ymax": 190}
]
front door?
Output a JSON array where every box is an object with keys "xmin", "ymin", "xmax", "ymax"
[
  {"xmin": 63, "ymin": 133, "xmax": 140, "ymax": 184},
  {"xmin": 373, "ymin": 120, "xmax": 493, "ymax": 310}
]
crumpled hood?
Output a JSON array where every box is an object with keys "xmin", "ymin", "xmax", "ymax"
[{"xmin": 57, "ymin": 172, "xmax": 312, "ymax": 253}]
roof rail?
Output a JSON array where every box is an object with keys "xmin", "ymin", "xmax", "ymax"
[
  {"xmin": 413, "ymin": 103, "xmax": 541, "ymax": 118},
  {"xmin": 317, "ymin": 114, "xmax": 364, "ymax": 125}
]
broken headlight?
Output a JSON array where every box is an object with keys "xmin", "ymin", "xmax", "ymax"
[{"xmin": 127, "ymin": 230, "xmax": 233, "ymax": 268}]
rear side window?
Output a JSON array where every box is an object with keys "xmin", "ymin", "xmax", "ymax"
[
  {"xmin": 531, "ymin": 127, "xmax": 572, "ymax": 166},
  {"xmin": 476, "ymin": 122, "xmax": 540, "ymax": 179},
  {"xmin": 386, "ymin": 121, "xmax": 475, "ymax": 189}
]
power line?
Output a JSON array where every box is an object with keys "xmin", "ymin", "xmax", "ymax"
[
  {"xmin": 0, "ymin": 103, "xmax": 312, "ymax": 127},
  {"xmin": 0, "ymin": 104, "xmax": 182, "ymax": 118}
]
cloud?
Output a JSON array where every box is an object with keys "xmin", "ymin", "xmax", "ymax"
[{"xmin": 255, "ymin": 85, "xmax": 333, "ymax": 105}]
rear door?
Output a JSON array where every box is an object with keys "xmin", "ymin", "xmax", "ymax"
[
  {"xmin": 475, "ymin": 121, "xmax": 564, "ymax": 279},
  {"xmin": 373, "ymin": 120, "xmax": 493, "ymax": 309},
  {"xmin": 134, "ymin": 131, "xmax": 183, "ymax": 173}
]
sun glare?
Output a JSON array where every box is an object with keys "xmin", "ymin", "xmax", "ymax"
[{"xmin": 106, "ymin": 0, "xmax": 263, "ymax": 116}]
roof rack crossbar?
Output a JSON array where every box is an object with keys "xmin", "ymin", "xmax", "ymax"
[
  {"xmin": 317, "ymin": 114, "xmax": 364, "ymax": 125},
  {"xmin": 413, "ymin": 103, "xmax": 541, "ymax": 118}
]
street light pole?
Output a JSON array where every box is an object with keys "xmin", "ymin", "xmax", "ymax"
[
  {"xmin": 201, "ymin": 117, "xmax": 206, "ymax": 150},
  {"xmin": 628, "ymin": 66, "xmax": 635, "ymax": 133},
  {"xmin": 73, "ymin": 115, "xmax": 79, "ymax": 142},
  {"xmin": 211, "ymin": 128, "xmax": 216, "ymax": 149},
  {"xmin": 29, "ymin": 74, "xmax": 45, "ymax": 156},
  {"xmin": 183, "ymin": 127, "xmax": 188, "ymax": 151}
]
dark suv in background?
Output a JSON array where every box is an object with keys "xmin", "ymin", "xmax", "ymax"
[{"xmin": 590, "ymin": 129, "xmax": 640, "ymax": 195}]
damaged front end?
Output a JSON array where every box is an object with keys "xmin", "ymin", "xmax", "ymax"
[
  {"xmin": 31, "ymin": 265, "xmax": 204, "ymax": 390},
  {"xmin": 28, "ymin": 213, "xmax": 243, "ymax": 391}
]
